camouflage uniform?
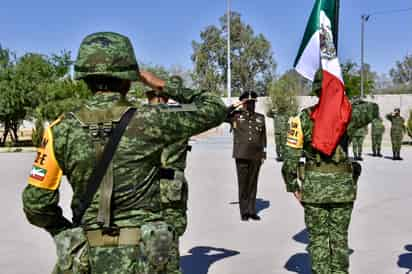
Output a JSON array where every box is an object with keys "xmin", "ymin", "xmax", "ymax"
[
  {"xmin": 386, "ymin": 110, "xmax": 406, "ymax": 160},
  {"xmin": 282, "ymin": 98, "xmax": 379, "ymax": 274},
  {"xmin": 153, "ymin": 104, "xmax": 193, "ymax": 274},
  {"xmin": 22, "ymin": 32, "xmax": 226, "ymax": 274},
  {"xmin": 266, "ymin": 109, "xmax": 289, "ymax": 160},
  {"xmin": 371, "ymin": 118, "xmax": 385, "ymax": 157},
  {"xmin": 351, "ymin": 126, "xmax": 367, "ymax": 160}
]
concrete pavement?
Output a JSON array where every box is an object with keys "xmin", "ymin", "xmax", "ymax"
[{"xmin": 1, "ymin": 135, "xmax": 411, "ymax": 274}]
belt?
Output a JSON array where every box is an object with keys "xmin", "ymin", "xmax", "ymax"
[
  {"xmin": 86, "ymin": 227, "xmax": 141, "ymax": 247},
  {"xmin": 305, "ymin": 162, "xmax": 352, "ymax": 174}
]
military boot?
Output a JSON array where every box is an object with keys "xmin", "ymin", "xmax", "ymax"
[{"xmin": 377, "ymin": 149, "xmax": 383, "ymax": 157}]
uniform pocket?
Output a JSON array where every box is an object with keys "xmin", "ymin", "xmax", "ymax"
[
  {"xmin": 54, "ymin": 227, "xmax": 90, "ymax": 273},
  {"xmin": 160, "ymin": 177, "xmax": 184, "ymax": 203}
]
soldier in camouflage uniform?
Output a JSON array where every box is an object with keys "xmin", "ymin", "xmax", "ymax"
[
  {"xmin": 266, "ymin": 108, "xmax": 289, "ymax": 161},
  {"xmin": 144, "ymin": 90, "xmax": 192, "ymax": 274},
  {"xmin": 386, "ymin": 108, "xmax": 406, "ymax": 160},
  {"xmin": 352, "ymin": 126, "xmax": 367, "ymax": 161},
  {"xmin": 22, "ymin": 32, "xmax": 226, "ymax": 274},
  {"xmin": 282, "ymin": 71, "xmax": 379, "ymax": 274},
  {"xmin": 371, "ymin": 117, "xmax": 385, "ymax": 157}
]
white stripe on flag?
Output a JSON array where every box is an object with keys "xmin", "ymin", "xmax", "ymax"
[{"xmin": 295, "ymin": 31, "xmax": 320, "ymax": 81}]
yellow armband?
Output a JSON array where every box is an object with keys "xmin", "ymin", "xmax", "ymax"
[
  {"xmin": 287, "ymin": 116, "xmax": 304, "ymax": 149},
  {"xmin": 28, "ymin": 118, "xmax": 63, "ymax": 190}
]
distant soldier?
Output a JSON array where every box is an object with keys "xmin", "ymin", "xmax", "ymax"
[
  {"xmin": 227, "ymin": 91, "xmax": 267, "ymax": 221},
  {"xmin": 266, "ymin": 109, "xmax": 289, "ymax": 161},
  {"xmin": 371, "ymin": 117, "xmax": 385, "ymax": 157},
  {"xmin": 386, "ymin": 108, "xmax": 406, "ymax": 160},
  {"xmin": 352, "ymin": 126, "xmax": 367, "ymax": 161}
]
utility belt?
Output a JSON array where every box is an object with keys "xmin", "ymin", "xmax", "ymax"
[
  {"xmin": 86, "ymin": 227, "xmax": 141, "ymax": 247},
  {"xmin": 305, "ymin": 162, "xmax": 352, "ymax": 174}
]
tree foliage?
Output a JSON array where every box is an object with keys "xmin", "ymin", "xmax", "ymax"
[
  {"xmin": 390, "ymin": 54, "xmax": 412, "ymax": 86},
  {"xmin": 0, "ymin": 45, "xmax": 91, "ymax": 146},
  {"xmin": 191, "ymin": 12, "xmax": 276, "ymax": 96},
  {"xmin": 267, "ymin": 70, "xmax": 300, "ymax": 115},
  {"xmin": 341, "ymin": 60, "xmax": 375, "ymax": 98}
]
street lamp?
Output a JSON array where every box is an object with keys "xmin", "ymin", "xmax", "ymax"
[{"xmin": 360, "ymin": 14, "xmax": 370, "ymax": 98}]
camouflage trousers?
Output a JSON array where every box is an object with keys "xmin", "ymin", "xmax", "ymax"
[
  {"xmin": 162, "ymin": 208, "xmax": 187, "ymax": 274},
  {"xmin": 371, "ymin": 134, "xmax": 382, "ymax": 154},
  {"xmin": 352, "ymin": 137, "xmax": 364, "ymax": 158},
  {"xmin": 303, "ymin": 202, "xmax": 354, "ymax": 274},
  {"xmin": 391, "ymin": 134, "xmax": 403, "ymax": 153},
  {"xmin": 52, "ymin": 224, "xmax": 180, "ymax": 274}
]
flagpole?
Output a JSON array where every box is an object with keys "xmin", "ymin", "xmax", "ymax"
[
  {"xmin": 334, "ymin": 0, "xmax": 340, "ymax": 53},
  {"xmin": 227, "ymin": 0, "xmax": 232, "ymax": 102}
]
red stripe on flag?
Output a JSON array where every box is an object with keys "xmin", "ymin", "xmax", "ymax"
[{"xmin": 310, "ymin": 70, "xmax": 352, "ymax": 156}]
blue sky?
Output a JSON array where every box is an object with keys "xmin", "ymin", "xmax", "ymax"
[{"xmin": 1, "ymin": 0, "xmax": 411, "ymax": 75}]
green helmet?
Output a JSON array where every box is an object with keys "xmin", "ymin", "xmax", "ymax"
[{"xmin": 74, "ymin": 32, "xmax": 139, "ymax": 81}]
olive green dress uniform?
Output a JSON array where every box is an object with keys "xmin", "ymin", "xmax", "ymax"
[
  {"xmin": 266, "ymin": 109, "xmax": 289, "ymax": 160},
  {"xmin": 352, "ymin": 126, "xmax": 367, "ymax": 160},
  {"xmin": 386, "ymin": 111, "xmax": 406, "ymax": 160},
  {"xmin": 227, "ymin": 108, "xmax": 267, "ymax": 218},
  {"xmin": 371, "ymin": 118, "xmax": 385, "ymax": 157},
  {"xmin": 282, "ymin": 100, "xmax": 379, "ymax": 274}
]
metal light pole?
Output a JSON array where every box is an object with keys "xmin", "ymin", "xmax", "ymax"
[
  {"xmin": 227, "ymin": 0, "xmax": 232, "ymax": 101},
  {"xmin": 360, "ymin": 14, "xmax": 370, "ymax": 98}
]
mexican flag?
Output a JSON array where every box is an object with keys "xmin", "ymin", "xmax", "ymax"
[{"xmin": 294, "ymin": 0, "xmax": 352, "ymax": 156}]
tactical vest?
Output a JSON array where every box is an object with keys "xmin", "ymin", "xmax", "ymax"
[{"xmin": 71, "ymin": 105, "xmax": 131, "ymax": 228}]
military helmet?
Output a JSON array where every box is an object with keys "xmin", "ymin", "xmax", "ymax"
[{"xmin": 74, "ymin": 32, "xmax": 139, "ymax": 81}]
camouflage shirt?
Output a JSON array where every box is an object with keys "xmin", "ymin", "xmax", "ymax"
[
  {"xmin": 282, "ymin": 101, "xmax": 378, "ymax": 203},
  {"xmin": 371, "ymin": 119, "xmax": 385, "ymax": 136},
  {"xmin": 22, "ymin": 77, "xmax": 226, "ymax": 236},
  {"xmin": 386, "ymin": 114, "xmax": 406, "ymax": 137}
]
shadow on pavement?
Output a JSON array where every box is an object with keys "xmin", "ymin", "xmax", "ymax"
[
  {"xmin": 285, "ymin": 229, "xmax": 311, "ymax": 273},
  {"xmin": 181, "ymin": 246, "xmax": 240, "ymax": 274},
  {"xmin": 256, "ymin": 198, "xmax": 270, "ymax": 215},
  {"xmin": 293, "ymin": 229, "xmax": 309, "ymax": 245},
  {"xmin": 397, "ymin": 245, "xmax": 412, "ymax": 273},
  {"xmin": 285, "ymin": 253, "xmax": 312, "ymax": 274}
]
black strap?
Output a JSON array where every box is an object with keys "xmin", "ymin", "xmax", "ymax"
[{"xmin": 73, "ymin": 107, "xmax": 137, "ymax": 226}]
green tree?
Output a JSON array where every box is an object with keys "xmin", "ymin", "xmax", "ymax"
[
  {"xmin": 390, "ymin": 54, "xmax": 412, "ymax": 86},
  {"xmin": 341, "ymin": 60, "xmax": 375, "ymax": 98},
  {"xmin": 191, "ymin": 12, "xmax": 276, "ymax": 96},
  {"xmin": 0, "ymin": 48, "xmax": 90, "ymax": 146},
  {"xmin": 267, "ymin": 70, "xmax": 300, "ymax": 116}
]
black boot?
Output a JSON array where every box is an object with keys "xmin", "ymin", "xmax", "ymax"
[
  {"xmin": 393, "ymin": 152, "xmax": 398, "ymax": 160},
  {"xmin": 377, "ymin": 149, "xmax": 383, "ymax": 157},
  {"xmin": 398, "ymin": 152, "xmax": 403, "ymax": 161}
]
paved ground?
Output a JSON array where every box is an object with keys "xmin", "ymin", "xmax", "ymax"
[{"xmin": 1, "ymin": 133, "xmax": 412, "ymax": 274}]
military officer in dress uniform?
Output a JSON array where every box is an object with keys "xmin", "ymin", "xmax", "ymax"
[{"xmin": 226, "ymin": 91, "xmax": 267, "ymax": 221}]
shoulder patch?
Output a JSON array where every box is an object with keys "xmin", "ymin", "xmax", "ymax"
[
  {"xmin": 28, "ymin": 126, "xmax": 63, "ymax": 190},
  {"xmin": 287, "ymin": 116, "xmax": 304, "ymax": 149}
]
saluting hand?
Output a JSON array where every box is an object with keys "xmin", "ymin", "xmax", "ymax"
[{"xmin": 139, "ymin": 70, "xmax": 165, "ymax": 91}]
